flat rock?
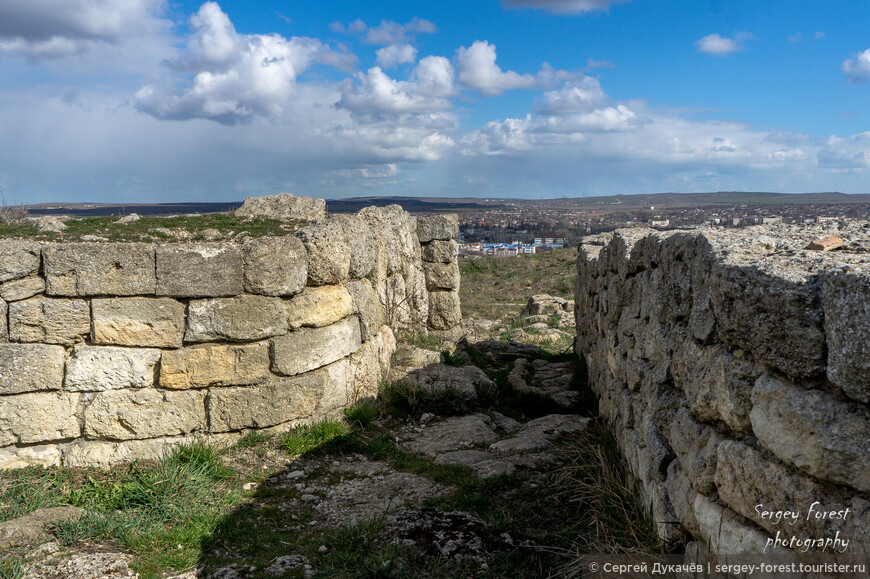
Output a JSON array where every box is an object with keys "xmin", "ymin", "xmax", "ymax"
[
  {"xmin": 396, "ymin": 364, "xmax": 498, "ymax": 403},
  {"xmin": 0, "ymin": 507, "xmax": 84, "ymax": 548},
  {"xmin": 400, "ymin": 414, "xmax": 499, "ymax": 457}
]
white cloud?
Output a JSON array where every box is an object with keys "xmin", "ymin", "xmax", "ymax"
[
  {"xmin": 502, "ymin": 0, "xmax": 630, "ymax": 14},
  {"xmin": 536, "ymin": 78, "xmax": 607, "ymax": 113},
  {"xmin": 0, "ymin": 0, "xmax": 166, "ymax": 59},
  {"xmin": 376, "ymin": 44, "xmax": 417, "ymax": 68},
  {"xmin": 842, "ymin": 49, "xmax": 870, "ymax": 84},
  {"xmin": 331, "ymin": 18, "xmax": 436, "ymax": 46},
  {"xmin": 456, "ymin": 40, "xmax": 579, "ymax": 96},
  {"xmin": 135, "ymin": 2, "xmax": 353, "ymax": 124},
  {"xmin": 338, "ymin": 59, "xmax": 454, "ymax": 118},
  {"xmin": 696, "ymin": 33, "xmax": 750, "ymax": 56}
]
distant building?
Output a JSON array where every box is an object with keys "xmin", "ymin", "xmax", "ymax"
[
  {"xmin": 761, "ymin": 216, "xmax": 782, "ymax": 225},
  {"xmin": 648, "ymin": 219, "xmax": 670, "ymax": 228}
]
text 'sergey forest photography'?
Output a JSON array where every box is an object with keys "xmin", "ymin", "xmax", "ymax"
[{"xmin": 0, "ymin": 1, "xmax": 869, "ymax": 578}]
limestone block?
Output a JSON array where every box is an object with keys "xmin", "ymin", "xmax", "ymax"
[
  {"xmin": 0, "ymin": 344, "xmax": 65, "ymax": 394},
  {"xmin": 664, "ymin": 460, "xmax": 700, "ymax": 538},
  {"xmin": 0, "ymin": 275, "xmax": 44, "ymax": 302},
  {"xmin": 417, "ymin": 215, "xmax": 458, "ymax": 243},
  {"xmin": 421, "ymin": 240, "xmax": 457, "ymax": 263},
  {"xmin": 160, "ymin": 342, "xmax": 271, "ymax": 389},
  {"xmin": 156, "ymin": 243, "xmax": 244, "ymax": 297},
  {"xmin": 709, "ymin": 259, "xmax": 825, "ymax": 379},
  {"xmin": 65, "ymin": 346, "xmax": 160, "ymax": 391},
  {"xmin": 60, "ymin": 434, "xmax": 243, "ymax": 468},
  {"xmin": 91, "ymin": 297, "xmax": 185, "ymax": 348},
  {"xmin": 427, "ymin": 290, "xmax": 461, "ymax": 330},
  {"xmin": 295, "ymin": 220, "xmax": 350, "ymax": 285},
  {"xmin": 671, "ymin": 339, "xmax": 758, "ymax": 432},
  {"xmin": 207, "ymin": 370, "xmax": 330, "ymax": 432},
  {"xmin": 339, "ymin": 214, "xmax": 377, "ymax": 280},
  {"xmin": 423, "ymin": 261, "xmax": 460, "ymax": 291},
  {"xmin": 0, "ymin": 300, "xmax": 5, "ymax": 341},
  {"xmin": 0, "ymin": 445, "xmax": 61, "ymax": 470},
  {"xmin": 185, "ymin": 295, "xmax": 287, "ymax": 342},
  {"xmin": 715, "ymin": 441, "xmax": 870, "ymax": 555},
  {"xmin": 345, "ymin": 278, "xmax": 385, "ymax": 342},
  {"xmin": 750, "ymin": 375, "xmax": 870, "ymax": 493},
  {"xmin": 242, "ymin": 236, "xmax": 308, "ymax": 296},
  {"xmin": 284, "ymin": 285, "xmax": 353, "ymax": 330},
  {"xmin": 9, "ymin": 296, "xmax": 89, "ymax": 346},
  {"xmin": 271, "ymin": 317, "xmax": 361, "ymax": 376},
  {"xmin": 693, "ymin": 494, "xmax": 776, "ymax": 554},
  {"xmin": 235, "ymin": 193, "xmax": 325, "ymax": 221},
  {"xmin": 667, "ymin": 408, "xmax": 724, "ymax": 496},
  {"xmin": 314, "ymin": 359, "xmax": 354, "ymax": 415},
  {"xmin": 42, "ymin": 243, "xmax": 156, "ymax": 296},
  {"xmin": 821, "ymin": 268, "xmax": 870, "ymax": 403},
  {"xmin": 348, "ymin": 328, "xmax": 395, "ymax": 402},
  {"xmin": 84, "ymin": 389, "xmax": 205, "ymax": 440},
  {"xmin": 0, "ymin": 241, "xmax": 41, "ymax": 283},
  {"xmin": 0, "ymin": 393, "xmax": 81, "ymax": 445}
]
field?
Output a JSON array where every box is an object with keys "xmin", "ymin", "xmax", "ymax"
[{"xmin": 459, "ymin": 248, "xmax": 577, "ymax": 320}]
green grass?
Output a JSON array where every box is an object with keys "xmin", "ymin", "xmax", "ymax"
[
  {"xmin": 280, "ymin": 419, "xmax": 352, "ymax": 456},
  {"xmin": 235, "ymin": 430, "xmax": 273, "ymax": 449},
  {"xmin": 343, "ymin": 399, "xmax": 380, "ymax": 429},
  {"xmin": 397, "ymin": 331, "xmax": 446, "ymax": 352},
  {"xmin": 0, "ymin": 213, "xmax": 303, "ymax": 242},
  {"xmin": 460, "ymin": 248, "xmax": 576, "ymax": 320},
  {"xmin": 379, "ymin": 381, "xmax": 480, "ymax": 419},
  {"xmin": 0, "ymin": 555, "xmax": 23, "ymax": 579}
]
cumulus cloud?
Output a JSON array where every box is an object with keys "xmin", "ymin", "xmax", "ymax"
[
  {"xmin": 331, "ymin": 17, "xmax": 436, "ymax": 45},
  {"xmin": 0, "ymin": 0, "xmax": 166, "ymax": 59},
  {"xmin": 135, "ymin": 2, "xmax": 353, "ymax": 124},
  {"xmin": 376, "ymin": 44, "xmax": 417, "ymax": 68},
  {"xmin": 696, "ymin": 33, "xmax": 751, "ymax": 56},
  {"xmin": 502, "ymin": 0, "xmax": 630, "ymax": 14},
  {"xmin": 456, "ymin": 40, "xmax": 579, "ymax": 96},
  {"xmin": 536, "ymin": 78, "xmax": 607, "ymax": 113},
  {"xmin": 842, "ymin": 49, "xmax": 870, "ymax": 84}
]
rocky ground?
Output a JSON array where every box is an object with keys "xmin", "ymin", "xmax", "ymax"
[{"xmin": 0, "ymin": 296, "xmax": 659, "ymax": 578}]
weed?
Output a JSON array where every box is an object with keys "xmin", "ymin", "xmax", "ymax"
[
  {"xmin": 440, "ymin": 349, "xmax": 464, "ymax": 366},
  {"xmin": 397, "ymin": 331, "xmax": 443, "ymax": 351},
  {"xmin": 379, "ymin": 381, "xmax": 477, "ymax": 419},
  {"xmin": 0, "ymin": 555, "xmax": 23, "ymax": 579},
  {"xmin": 280, "ymin": 419, "xmax": 352, "ymax": 456},
  {"xmin": 235, "ymin": 430, "xmax": 273, "ymax": 449},
  {"xmin": 344, "ymin": 399, "xmax": 380, "ymax": 429}
]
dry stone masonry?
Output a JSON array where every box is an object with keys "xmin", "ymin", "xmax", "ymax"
[
  {"xmin": 575, "ymin": 222, "xmax": 870, "ymax": 555},
  {"xmin": 0, "ymin": 199, "xmax": 462, "ymax": 469}
]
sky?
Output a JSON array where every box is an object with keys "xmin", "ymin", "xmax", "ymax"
[{"xmin": 1, "ymin": 0, "xmax": 870, "ymax": 204}]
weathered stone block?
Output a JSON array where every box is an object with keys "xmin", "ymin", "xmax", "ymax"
[
  {"xmin": 693, "ymin": 494, "xmax": 775, "ymax": 554},
  {"xmin": 65, "ymin": 346, "xmax": 160, "ymax": 391},
  {"xmin": 0, "ymin": 241, "xmax": 40, "ymax": 283},
  {"xmin": 750, "ymin": 375, "xmax": 870, "ymax": 493},
  {"xmin": 156, "ymin": 244, "xmax": 243, "ymax": 297},
  {"xmin": 822, "ymin": 268, "xmax": 870, "ymax": 403},
  {"xmin": 345, "ymin": 279, "xmax": 385, "ymax": 342},
  {"xmin": 242, "ymin": 236, "xmax": 307, "ymax": 297},
  {"xmin": 0, "ymin": 300, "xmax": 5, "ymax": 341},
  {"xmin": 271, "ymin": 317, "xmax": 361, "ymax": 376},
  {"xmin": 91, "ymin": 297, "xmax": 185, "ymax": 348},
  {"xmin": 427, "ymin": 290, "xmax": 461, "ymax": 330},
  {"xmin": 235, "ymin": 193, "xmax": 325, "ymax": 221},
  {"xmin": 671, "ymin": 339, "xmax": 758, "ymax": 432},
  {"xmin": 417, "ymin": 215, "xmax": 458, "ymax": 243},
  {"xmin": 668, "ymin": 408, "xmax": 723, "ymax": 495},
  {"xmin": 715, "ymin": 441, "xmax": 870, "ymax": 555},
  {"xmin": 208, "ymin": 371, "xmax": 330, "ymax": 432},
  {"xmin": 295, "ymin": 220, "xmax": 350, "ymax": 285},
  {"xmin": 0, "ymin": 445, "xmax": 61, "ymax": 470},
  {"xmin": 185, "ymin": 295, "xmax": 287, "ymax": 342},
  {"xmin": 60, "ymin": 433, "xmax": 242, "ymax": 468},
  {"xmin": 9, "ymin": 296, "xmax": 89, "ymax": 346},
  {"xmin": 43, "ymin": 243, "xmax": 156, "ymax": 296},
  {"xmin": 341, "ymin": 215, "xmax": 378, "ymax": 280},
  {"xmin": 0, "ymin": 393, "xmax": 81, "ymax": 445},
  {"xmin": 284, "ymin": 285, "xmax": 353, "ymax": 330},
  {"xmin": 0, "ymin": 275, "xmax": 44, "ymax": 302},
  {"xmin": 84, "ymin": 389, "xmax": 205, "ymax": 440},
  {"xmin": 423, "ymin": 261, "xmax": 460, "ymax": 291},
  {"xmin": 421, "ymin": 240, "xmax": 457, "ymax": 263},
  {"xmin": 0, "ymin": 344, "xmax": 65, "ymax": 394},
  {"xmin": 159, "ymin": 342, "xmax": 271, "ymax": 389}
]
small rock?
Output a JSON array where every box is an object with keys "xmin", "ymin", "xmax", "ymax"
[
  {"xmin": 243, "ymin": 482, "xmax": 257, "ymax": 491},
  {"xmin": 318, "ymin": 545, "xmax": 328, "ymax": 553},
  {"xmin": 115, "ymin": 213, "xmax": 140, "ymax": 224},
  {"xmin": 286, "ymin": 470, "xmax": 305, "ymax": 479},
  {"xmin": 419, "ymin": 412, "xmax": 435, "ymax": 425},
  {"xmin": 806, "ymin": 236, "xmax": 844, "ymax": 251}
]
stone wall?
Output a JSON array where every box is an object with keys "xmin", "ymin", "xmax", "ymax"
[
  {"xmin": 0, "ymin": 205, "xmax": 461, "ymax": 469},
  {"xmin": 575, "ymin": 223, "xmax": 870, "ymax": 555}
]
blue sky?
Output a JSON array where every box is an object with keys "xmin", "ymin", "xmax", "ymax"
[{"xmin": 1, "ymin": 0, "xmax": 869, "ymax": 203}]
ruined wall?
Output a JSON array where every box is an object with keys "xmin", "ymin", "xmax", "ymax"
[
  {"xmin": 575, "ymin": 223, "xmax": 870, "ymax": 555},
  {"xmin": 0, "ymin": 206, "xmax": 461, "ymax": 469}
]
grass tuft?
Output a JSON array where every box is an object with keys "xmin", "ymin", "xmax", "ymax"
[
  {"xmin": 343, "ymin": 399, "xmax": 380, "ymax": 429},
  {"xmin": 280, "ymin": 419, "xmax": 352, "ymax": 456}
]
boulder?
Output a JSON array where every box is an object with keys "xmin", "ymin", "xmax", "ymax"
[
  {"xmin": 397, "ymin": 364, "xmax": 498, "ymax": 403},
  {"xmin": 235, "ymin": 193, "xmax": 326, "ymax": 221}
]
